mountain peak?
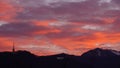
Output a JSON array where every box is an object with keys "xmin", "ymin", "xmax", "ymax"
[
  {"xmin": 51, "ymin": 53, "xmax": 73, "ymax": 57},
  {"xmin": 94, "ymin": 48, "xmax": 103, "ymax": 51}
]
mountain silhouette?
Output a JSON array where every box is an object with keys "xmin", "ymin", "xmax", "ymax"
[
  {"xmin": 81, "ymin": 48, "xmax": 120, "ymax": 57},
  {"xmin": 0, "ymin": 48, "xmax": 120, "ymax": 68},
  {"xmin": 81, "ymin": 48, "xmax": 120, "ymax": 68}
]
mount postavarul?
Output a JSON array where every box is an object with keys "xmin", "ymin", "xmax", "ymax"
[{"xmin": 0, "ymin": 48, "xmax": 120, "ymax": 68}]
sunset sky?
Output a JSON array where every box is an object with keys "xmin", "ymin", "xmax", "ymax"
[{"xmin": 0, "ymin": 0, "xmax": 120, "ymax": 56}]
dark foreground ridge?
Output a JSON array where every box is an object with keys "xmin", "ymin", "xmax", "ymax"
[{"xmin": 0, "ymin": 48, "xmax": 120, "ymax": 68}]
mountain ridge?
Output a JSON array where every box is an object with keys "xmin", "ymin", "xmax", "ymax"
[{"xmin": 0, "ymin": 48, "xmax": 120, "ymax": 68}]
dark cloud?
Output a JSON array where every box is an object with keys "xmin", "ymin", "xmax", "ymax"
[
  {"xmin": 0, "ymin": 22, "xmax": 50, "ymax": 37},
  {"xmin": 112, "ymin": 0, "xmax": 120, "ymax": 4},
  {"xmin": 111, "ymin": 19, "xmax": 120, "ymax": 32},
  {"xmin": 45, "ymin": 31, "xmax": 85, "ymax": 39},
  {"xmin": 15, "ymin": 0, "xmax": 104, "ymax": 21}
]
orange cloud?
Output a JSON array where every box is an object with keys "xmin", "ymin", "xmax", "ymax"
[
  {"xmin": 33, "ymin": 29, "xmax": 61, "ymax": 35},
  {"xmin": 0, "ymin": 37, "xmax": 11, "ymax": 46},
  {"xmin": 0, "ymin": 2, "xmax": 22, "ymax": 21},
  {"xmin": 73, "ymin": 32, "xmax": 120, "ymax": 49},
  {"xmin": 0, "ymin": 37, "xmax": 14, "ymax": 51},
  {"xmin": 33, "ymin": 20, "xmax": 56, "ymax": 27},
  {"xmin": 103, "ymin": 17, "xmax": 116, "ymax": 24},
  {"xmin": 50, "ymin": 32, "xmax": 120, "ymax": 52}
]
